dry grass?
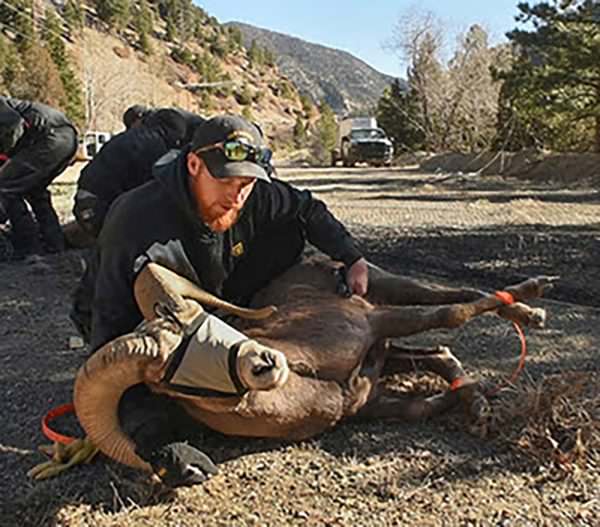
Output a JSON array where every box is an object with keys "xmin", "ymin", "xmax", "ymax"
[
  {"xmin": 494, "ymin": 372, "xmax": 599, "ymax": 477},
  {"xmin": 2, "ymin": 166, "xmax": 599, "ymax": 526}
]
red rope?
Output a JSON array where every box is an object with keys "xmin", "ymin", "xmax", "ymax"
[
  {"xmin": 486, "ymin": 290, "xmax": 527, "ymax": 396},
  {"xmin": 451, "ymin": 290, "xmax": 528, "ymax": 396},
  {"xmin": 41, "ymin": 403, "xmax": 77, "ymax": 444}
]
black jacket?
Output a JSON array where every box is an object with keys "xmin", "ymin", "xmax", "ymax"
[
  {"xmin": 0, "ymin": 97, "xmax": 77, "ymax": 195},
  {"xmin": 75, "ymin": 109, "xmax": 194, "ymax": 234},
  {"xmin": 88, "ymin": 148, "xmax": 362, "ymax": 350},
  {"xmin": 0, "ymin": 96, "xmax": 74, "ymax": 155}
]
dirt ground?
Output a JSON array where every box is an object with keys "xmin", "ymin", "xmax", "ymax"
[{"xmin": 0, "ymin": 164, "xmax": 599, "ymax": 526}]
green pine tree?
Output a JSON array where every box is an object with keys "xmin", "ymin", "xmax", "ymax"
[
  {"xmin": 93, "ymin": 0, "xmax": 131, "ymax": 33},
  {"xmin": 498, "ymin": 1, "xmax": 600, "ymax": 152},
  {"xmin": 132, "ymin": 0, "xmax": 153, "ymax": 54},
  {"xmin": 248, "ymin": 39, "xmax": 264, "ymax": 67},
  {"xmin": 293, "ymin": 115, "xmax": 307, "ymax": 148},
  {"xmin": 63, "ymin": 0, "xmax": 85, "ymax": 34},
  {"xmin": 0, "ymin": 0, "xmax": 35, "ymax": 51},
  {"xmin": 16, "ymin": 42, "xmax": 66, "ymax": 108},
  {"xmin": 376, "ymin": 79, "xmax": 424, "ymax": 151},
  {"xmin": 311, "ymin": 101, "xmax": 337, "ymax": 164},
  {"xmin": 42, "ymin": 7, "xmax": 85, "ymax": 126},
  {"xmin": 0, "ymin": 33, "xmax": 23, "ymax": 92}
]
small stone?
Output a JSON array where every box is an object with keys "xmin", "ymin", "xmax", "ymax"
[{"xmin": 69, "ymin": 336, "xmax": 85, "ymax": 349}]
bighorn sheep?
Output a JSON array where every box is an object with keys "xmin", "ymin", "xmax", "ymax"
[{"xmin": 74, "ymin": 257, "xmax": 553, "ymax": 472}]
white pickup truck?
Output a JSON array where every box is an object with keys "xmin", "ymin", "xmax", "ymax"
[{"xmin": 331, "ymin": 117, "xmax": 394, "ymax": 167}]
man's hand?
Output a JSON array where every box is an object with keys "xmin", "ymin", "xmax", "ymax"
[{"xmin": 347, "ymin": 257, "xmax": 369, "ymax": 296}]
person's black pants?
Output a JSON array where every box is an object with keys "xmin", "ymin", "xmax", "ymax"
[
  {"xmin": 2, "ymin": 194, "xmax": 39, "ymax": 255},
  {"xmin": 0, "ymin": 125, "xmax": 77, "ymax": 256}
]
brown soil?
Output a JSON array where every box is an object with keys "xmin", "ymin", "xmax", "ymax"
[{"xmin": 1, "ymin": 165, "xmax": 598, "ymax": 526}]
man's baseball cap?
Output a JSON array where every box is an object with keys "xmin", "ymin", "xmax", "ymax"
[{"xmin": 190, "ymin": 115, "xmax": 271, "ymax": 182}]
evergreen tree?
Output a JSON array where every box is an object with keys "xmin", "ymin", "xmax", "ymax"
[
  {"xmin": 228, "ymin": 26, "xmax": 242, "ymax": 49},
  {"xmin": 0, "ymin": 0, "xmax": 35, "ymax": 51},
  {"xmin": 248, "ymin": 39, "xmax": 264, "ymax": 67},
  {"xmin": 311, "ymin": 101, "xmax": 337, "ymax": 164},
  {"xmin": 263, "ymin": 48, "xmax": 276, "ymax": 67},
  {"xmin": 165, "ymin": 14, "xmax": 177, "ymax": 41},
  {"xmin": 16, "ymin": 42, "xmax": 66, "ymax": 107},
  {"xmin": 376, "ymin": 79, "xmax": 425, "ymax": 151},
  {"xmin": 42, "ymin": 8, "xmax": 85, "ymax": 126},
  {"xmin": 63, "ymin": 0, "xmax": 85, "ymax": 34},
  {"xmin": 93, "ymin": 0, "xmax": 131, "ymax": 33},
  {"xmin": 194, "ymin": 51, "xmax": 222, "ymax": 83},
  {"xmin": 299, "ymin": 94, "xmax": 315, "ymax": 119},
  {"xmin": 498, "ymin": 1, "xmax": 600, "ymax": 151},
  {"xmin": 133, "ymin": 0, "xmax": 153, "ymax": 54},
  {"xmin": 0, "ymin": 33, "xmax": 23, "ymax": 93}
]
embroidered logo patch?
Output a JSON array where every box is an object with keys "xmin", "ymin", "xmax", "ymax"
[{"xmin": 231, "ymin": 241, "xmax": 244, "ymax": 257}]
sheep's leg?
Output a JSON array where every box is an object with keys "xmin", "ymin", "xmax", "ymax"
[
  {"xmin": 366, "ymin": 263, "xmax": 484, "ymax": 306},
  {"xmin": 354, "ymin": 386, "xmax": 467, "ymax": 421},
  {"xmin": 381, "ymin": 343, "xmax": 468, "ymax": 384},
  {"xmin": 380, "ymin": 342, "xmax": 491, "ymax": 427},
  {"xmin": 343, "ymin": 342, "xmax": 479, "ymax": 419},
  {"xmin": 352, "ymin": 343, "xmax": 484, "ymax": 422},
  {"xmin": 366, "ymin": 265, "xmax": 553, "ymax": 328},
  {"xmin": 368, "ymin": 275, "xmax": 555, "ymax": 339}
]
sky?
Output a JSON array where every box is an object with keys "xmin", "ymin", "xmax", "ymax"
[{"xmin": 195, "ymin": 1, "xmax": 525, "ymax": 77}]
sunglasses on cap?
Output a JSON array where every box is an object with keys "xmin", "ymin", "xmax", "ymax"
[{"xmin": 194, "ymin": 138, "xmax": 273, "ymax": 169}]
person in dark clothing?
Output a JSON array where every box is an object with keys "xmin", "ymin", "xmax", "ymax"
[
  {"xmin": 70, "ymin": 108, "xmax": 206, "ymax": 342},
  {"xmin": 123, "ymin": 103, "xmax": 205, "ymax": 143},
  {"xmin": 73, "ymin": 108, "xmax": 204, "ymax": 237},
  {"xmin": 74, "ymin": 108, "xmax": 186, "ymax": 237},
  {"xmin": 73, "ymin": 114, "xmax": 369, "ymax": 487},
  {"xmin": 0, "ymin": 96, "xmax": 78, "ymax": 258}
]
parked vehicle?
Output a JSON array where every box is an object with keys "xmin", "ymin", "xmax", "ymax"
[
  {"xmin": 331, "ymin": 117, "xmax": 394, "ymax": 167},
  {"xmin": 75, "ymin": 131, "xmax": 112, "ymax": 162}
]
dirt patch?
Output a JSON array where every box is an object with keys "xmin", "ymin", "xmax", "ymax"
[{"xmin": 1, "ymin": 167, "xmax": 598, "ymax": 526}]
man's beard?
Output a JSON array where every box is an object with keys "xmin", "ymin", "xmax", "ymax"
[{"xmin": 205, "ymin": 208, "xmax": 241, "ymax": 232}]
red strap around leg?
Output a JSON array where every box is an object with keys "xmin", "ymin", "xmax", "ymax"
[{"xmin": 495, "ymin": 290, "xmax": 515, "ymax": 305}]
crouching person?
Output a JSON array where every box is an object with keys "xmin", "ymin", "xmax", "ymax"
[
  {"xmin": 71, "ymin": 114, "xmax": 367, "ymax": 486},
  {"xmin": 0, "ymin": 96, "xmax": 77, "ymax": 259},
  {"xmin": 73, "ymin": 108, "xmax": 199, "ymax": 238}
]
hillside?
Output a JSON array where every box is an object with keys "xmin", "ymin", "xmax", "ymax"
[
  {"xmin": 67, "ymin": 27, "xmax": 304, "ymax": 141},
  {"xmin": 2, "ymin": 1, "xmax": 308, "ymax": 144},
  {"xmin": 226, "ymin": 22, "xmax": 397, "ymax": 115}
]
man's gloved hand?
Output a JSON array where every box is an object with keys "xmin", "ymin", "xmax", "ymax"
[
  {"xmin": 346, "ymin": 257, "xmax": 369, "ymax": 296},
  {"xmin": 148, "ymin": 442, "xmax": 218, "ymax": 487}
]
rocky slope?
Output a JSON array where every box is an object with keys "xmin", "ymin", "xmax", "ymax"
[
  {"xmin": 53, "ymin": 3, "xmax": 306, "ymax": 142},
  {"xmin": 227, "ymin": 22, "xmax": 396, "ymax": 114}
]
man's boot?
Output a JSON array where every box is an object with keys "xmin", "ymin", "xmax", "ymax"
[
  {"xmin": 5, "ymin": 196, "xmax": 40, "ymax": 259},
  {"xmin": 27, "ymin": 189, "xmax": 65, "ymax": 253}
]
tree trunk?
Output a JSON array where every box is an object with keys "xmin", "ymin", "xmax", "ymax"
[{"xmin": 595, "ymin": 115, "xmax": 600, "ymax": 153}]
